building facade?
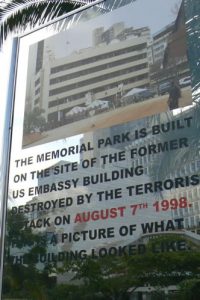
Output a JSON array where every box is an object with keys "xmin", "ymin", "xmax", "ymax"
[{"xmin": 28, "ymin": 23, "xmax": 151, "ymax": 125}]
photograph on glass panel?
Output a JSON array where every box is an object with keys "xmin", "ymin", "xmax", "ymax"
[{"xmin": 22, "ymin": 0, "xmax": 193, "ymax": 148}]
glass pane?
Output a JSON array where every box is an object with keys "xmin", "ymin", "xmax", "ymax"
[{"xmin": 2, "ymin": 0, "xmax": 200, "ymax": 299}]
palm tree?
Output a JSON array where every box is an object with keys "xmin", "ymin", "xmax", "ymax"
[{"xmin": 0, "ymin": 0, "xmax": 93, "ymax": 48}]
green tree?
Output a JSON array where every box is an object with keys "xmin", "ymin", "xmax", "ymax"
[
  {"xmin": 49, "ymin": 235, "xmax": 200, "ymax": 300},
  {"xmin": 49, "ymin": 255, "xmax": 132, "ymax": 300},
  {"xmin": 178, "ymin": 278, "xmax": 200, "ymax": 300},
  {"xmin": 5, "ymin": 212, "xmax": 200, "ymax": 300},
  {"xmin": 2, "ymin": 211, "xmax": 54, "ymax": 299}
]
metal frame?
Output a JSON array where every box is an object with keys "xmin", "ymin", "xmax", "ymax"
[{"xmin": 0, "ymin": 37, "xmax": 19, "ymax": 298}]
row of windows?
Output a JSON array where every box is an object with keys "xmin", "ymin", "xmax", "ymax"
[
  {"xmin": 35, "ymin": 87, "xmax": 40, "ymax": 96},
  {"xmin": 171, "ymin": 160, "xmax": 200, "ymax": 179},
  {"xmin": 184, "ymin": 216, "xmax": 199, "ymax": 228},
  {"xmin": 48, "ymin": 73, "xmax": 148, "ymax": 108},
  {"xmin": 50, "ymin": 42, "xmax": 147, "ymax": 74},
  {"xmin": 176, "ymin": 187, "xmax": 200, "ymax": 203},
  {"xmin": 154, "ymin": 43, "xmax": 165, "ymax": 53},
  {"xmin": 49, "ymin": 53, "xmax": 147, "ymax": 85},
  {"xmin": 49, "ymin": 64, "xmax": 148, "ymax": 96},
  {"xmin": 35, "ymin": 78, "xmax": 40, "ymax": 87},
  {"xmin": 173, "ymin": 205, "xmax": 195, "ymax": 218}
]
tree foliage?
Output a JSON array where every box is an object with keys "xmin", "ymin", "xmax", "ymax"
[
  {"xmin": 23, "ymin": 106, "xmax": 46, "ymax": 133},
  {"xmin": 49, "ymin": 235, "xmax": 200, "ymax": 300},
  {"xmin": 2, "ymin": 211, "xmax": 54, "ymax": 299},
  {"xmin": 3, "ymin": 216, "xmax": 200, "ymax": 300}
]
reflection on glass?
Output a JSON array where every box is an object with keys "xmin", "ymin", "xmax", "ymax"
[
  {"xmin": 2, "ymin": 0, "xmax": 200, "ymax": 299},
  {"xmin": 22, "ymin": 0, "xmax": 193, "ymax": 148}
]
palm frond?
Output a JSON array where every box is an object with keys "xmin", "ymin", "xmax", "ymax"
[{"xmin": 0, "ymin": 0, "xmax": 94, "ymax": 47}]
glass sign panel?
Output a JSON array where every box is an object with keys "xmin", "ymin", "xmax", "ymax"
[{"xmin": 2, "ymin": 0, "xmax": 200, "ymax": 299}]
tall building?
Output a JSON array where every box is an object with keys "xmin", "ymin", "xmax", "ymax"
[
  {"xmin": 149, "ymin": 2, "xmax": 191, "ymax": 86},
  {"xmin": 28, "ymin": 23, "xmax": 151, "ymax": 125},
  {"xmin": 162, "ymin": 1, "xmax": 190, "ymax": 78},
  {"xmin": 151, "ymin": 22, "xmax": 174, "ymax": 65}
]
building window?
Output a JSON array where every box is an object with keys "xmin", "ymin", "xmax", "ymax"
[{"xmin": 50, "ymin": 43, "xmax": 147, "ymax": 74}]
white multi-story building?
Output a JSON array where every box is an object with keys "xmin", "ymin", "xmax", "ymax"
[{"xmin": 28, "ymin": 24, "xmax": 151, "ymax": 124}]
